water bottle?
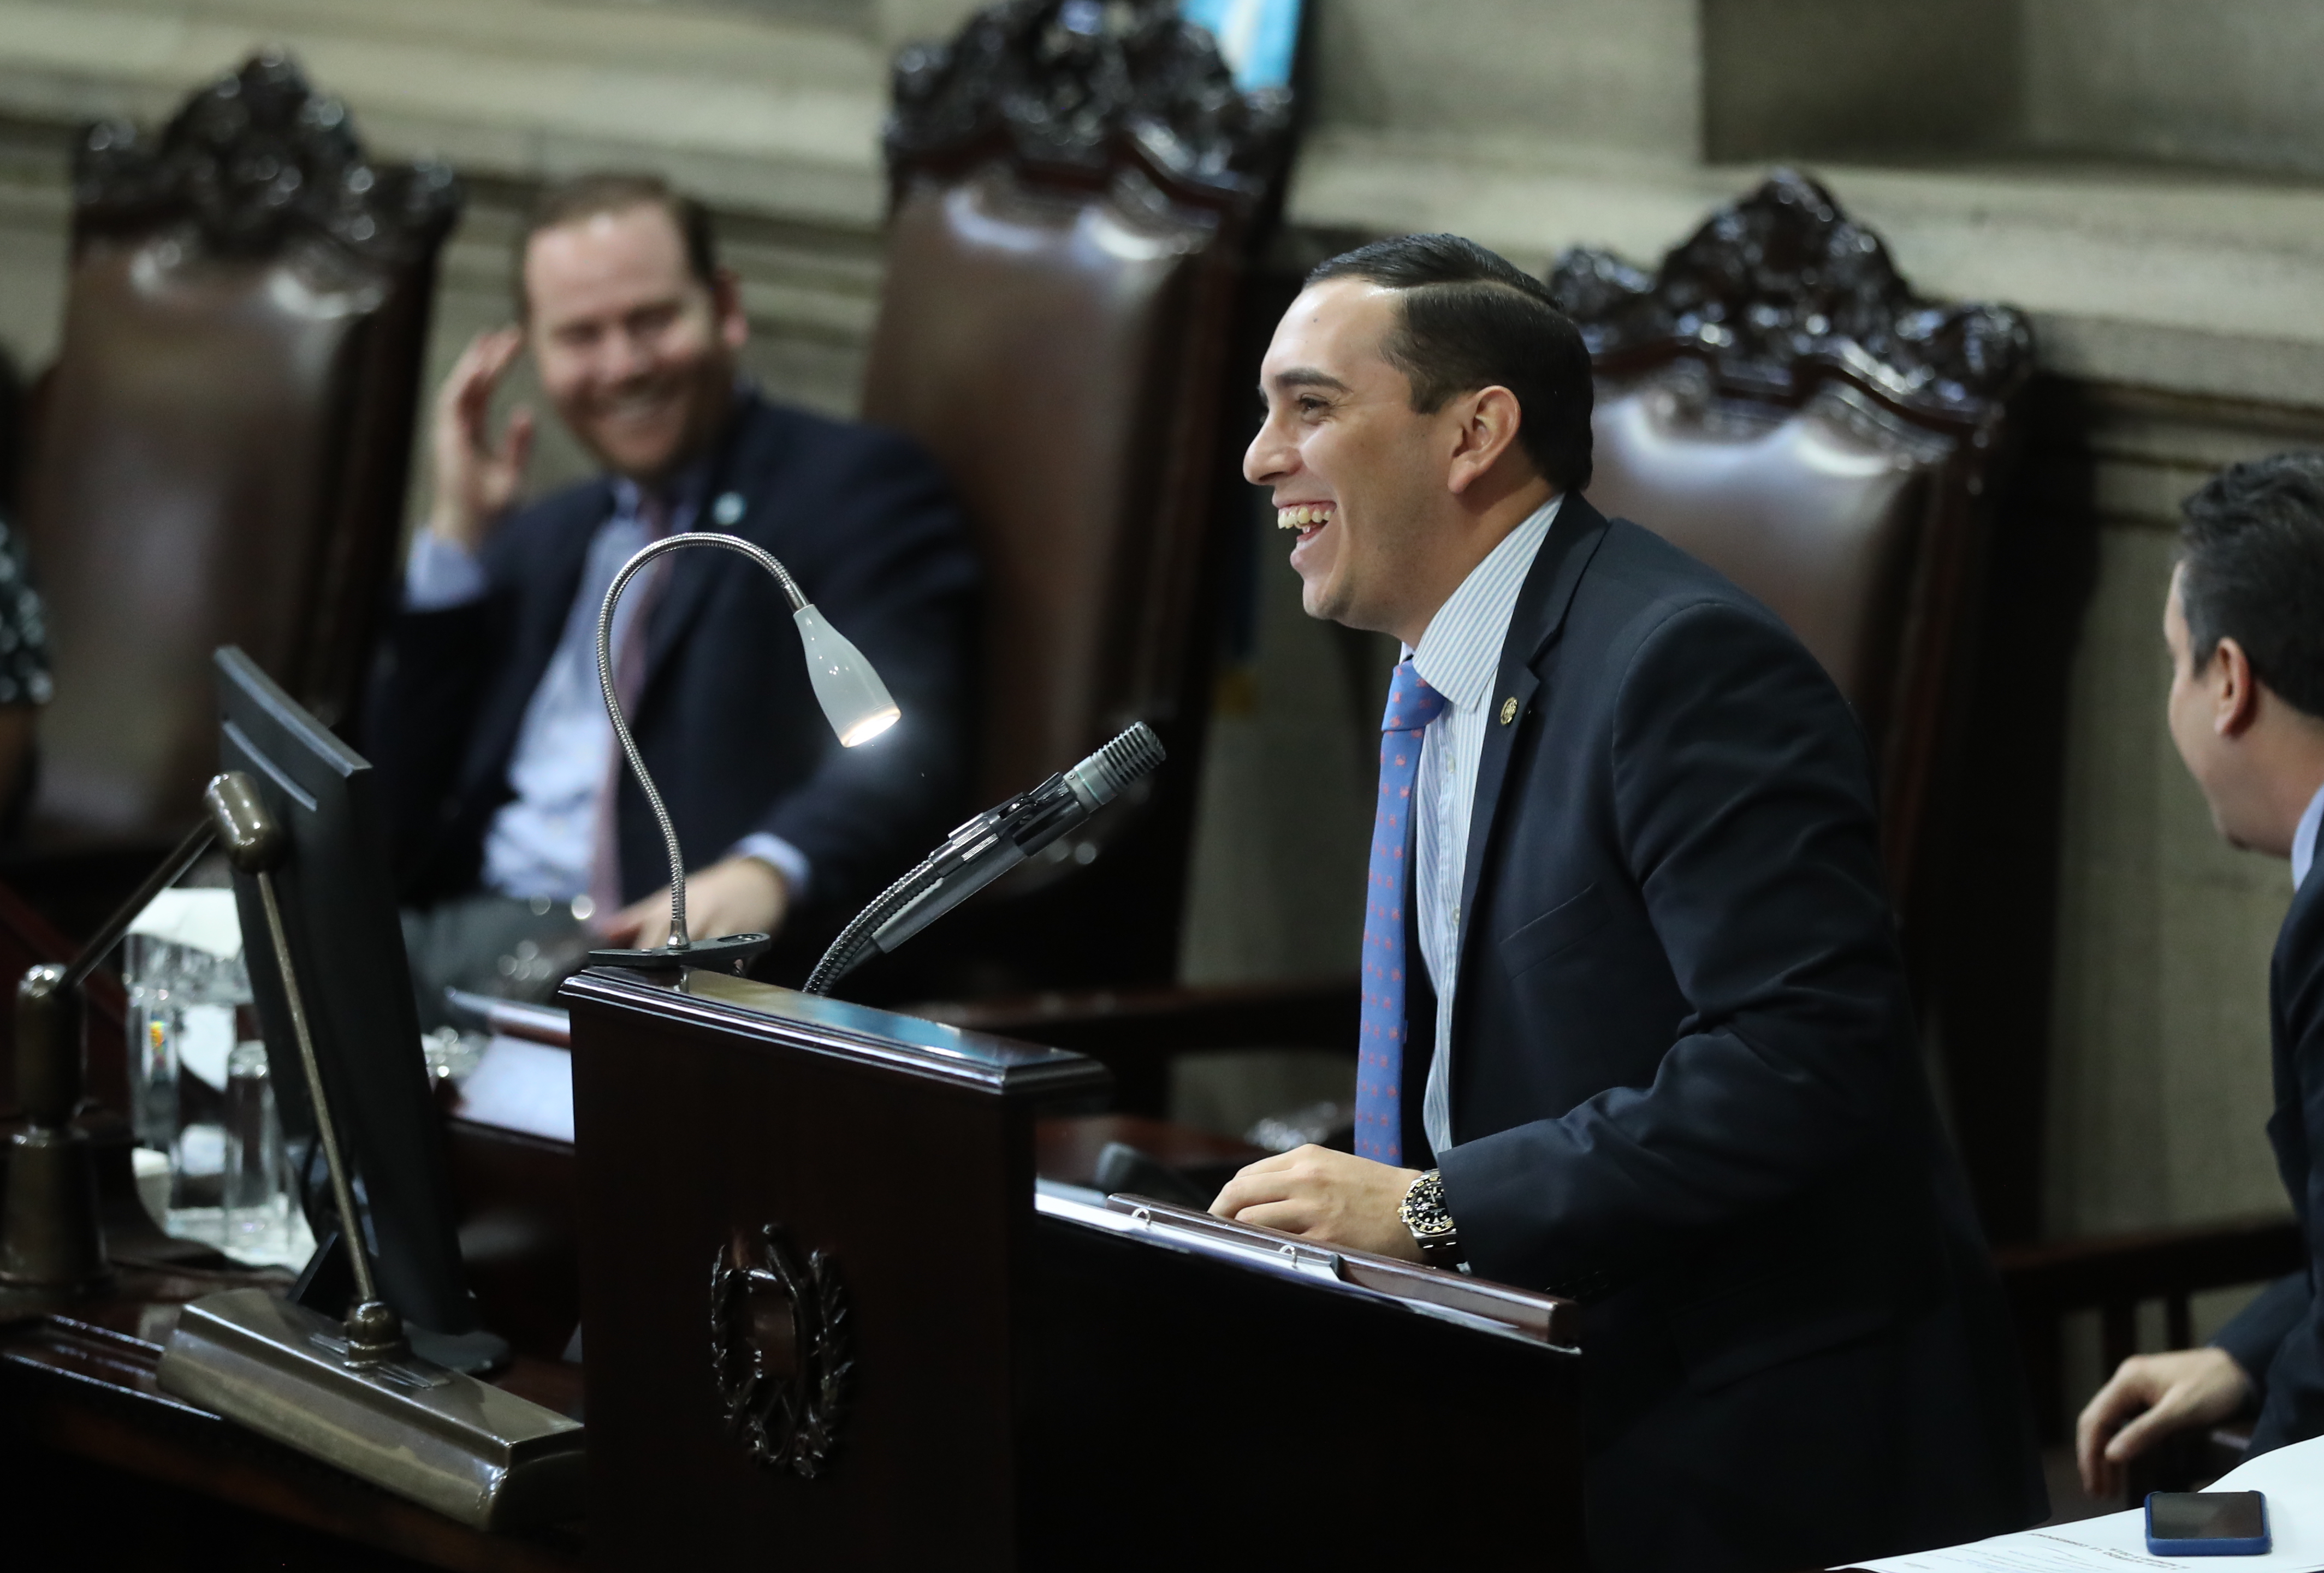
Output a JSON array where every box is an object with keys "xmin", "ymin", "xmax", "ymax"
[
  {"xmin": 124, "ymin": 933, "xmax": 181, "ymax": 1156},
  {"xmin": 222, "ymin": 1038, "xmax": 289, "ymax": 1259}
]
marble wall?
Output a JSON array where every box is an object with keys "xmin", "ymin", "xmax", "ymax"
[{"xmin": 2023, "ymin": 0, "xmax": 2324, "ymax": 176}]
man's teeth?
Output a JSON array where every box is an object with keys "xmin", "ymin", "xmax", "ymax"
[{"xmin": 1276, "ymin": 504, "xmax": 1333, "ymax": 531}]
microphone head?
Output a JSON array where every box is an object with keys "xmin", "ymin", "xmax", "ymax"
[{"xmin": 1063, "ymin": 722, "xmax": 1165, "ymax": 810}]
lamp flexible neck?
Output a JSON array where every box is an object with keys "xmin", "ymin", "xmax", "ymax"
[{"xmin": 595, "ymin": 531, "xmax": 811, "ymax": 951}]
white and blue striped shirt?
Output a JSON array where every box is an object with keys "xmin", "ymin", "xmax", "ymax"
[
  {"xmin": 1408, "ymin": 494, "xmax": 1561, "ymax": 1159},
  {"xmin": 2295, "ymin": 781, "xmax": 2324, "ymax": 893}
]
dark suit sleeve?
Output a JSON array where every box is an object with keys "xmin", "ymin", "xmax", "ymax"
[
  {"xmin": 1442, "ymin": 599, "xmax": 1914, "ymax": 1281},
  {"xmin": 2215, "ymin": 1272, "xmax": 2309, "ymax": 1396},
  {"xmin": 2227, "ymin": 892, "xmax": 2324, "ymax": 1447},
  {"xmin": 749, "ymin": 433, "xmax": 977, "ymax": 916}
]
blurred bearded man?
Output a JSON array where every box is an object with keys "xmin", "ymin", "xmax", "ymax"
[{"xmin": 369, "ymin": 174, "xmax": 975, "ymax": 1017}]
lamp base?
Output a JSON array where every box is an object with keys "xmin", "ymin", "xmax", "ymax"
[
  {"xmin": 157, "ymin": 1288, "xmax": 584, "ymax": 1532},
  {"xmin": 586, "ymin": 932, "xmax": 770, "ymax": 975}
]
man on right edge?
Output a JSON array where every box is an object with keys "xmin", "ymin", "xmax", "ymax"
[
  {"xmin": 1209, "ymin": 234, "xmax": 2043, "ymax": 1570},
  {"xmin": 2078, "ymin": 453, "xmax": 2324, "ymax": 1495}
]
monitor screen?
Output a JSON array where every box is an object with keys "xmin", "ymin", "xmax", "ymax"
[{"xmin": 214, "ymin": 646, "xmax": 482, "ymax": 1345}]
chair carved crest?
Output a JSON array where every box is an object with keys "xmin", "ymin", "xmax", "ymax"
[
  {"xmin": 73, "ymin": 52, "xmax": 460, "ymax": 265},
  {"xmin": 885, "ymin": 0, "xmax": 1291, "ymax": 209},
  {"xmin": 1548, "ymin": 169, "xmax": 2032, "ymax": 428}
]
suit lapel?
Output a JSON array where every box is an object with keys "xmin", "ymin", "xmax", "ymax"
[
  {"xmin": 1452, "ymin": 495, "xmax": 1613, "ymax": 995},
  {"xmin": 639, "ymin": 391, "xmax": 784, "ymax": 704},
  {"xmin": 640, "ymin": 535, "xmax": 726, "ymax": 701},
  {"xmin": 2269, "ymin": 870, "xmax": 2324, "ymax": 1212}
]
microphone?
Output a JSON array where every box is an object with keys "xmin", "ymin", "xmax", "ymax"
[{"xmin": 804, "ymin": 723, "xmax": 1165, "ymax": 994}]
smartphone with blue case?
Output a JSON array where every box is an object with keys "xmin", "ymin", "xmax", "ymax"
[{"xmin": 2145, "ymin": 1491, "xmax": 2270, "ymax": 1556}]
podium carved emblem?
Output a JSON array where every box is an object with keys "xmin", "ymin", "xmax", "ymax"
[{"xmin": 709, "ymin": 1224, "xmax": 854, "ymax": 1479}]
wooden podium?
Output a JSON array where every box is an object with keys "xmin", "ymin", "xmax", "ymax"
[{"xmin": 563, "ymin": 968, "xmax": 1586, "ymax": 1569}]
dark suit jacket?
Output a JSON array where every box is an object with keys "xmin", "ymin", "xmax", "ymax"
[
  {"xmin": 2210, "ymin": 862, "xmax": 2324, "ymax": 1450},
  {"xmin": 1421, "ymin": 497, "xmax": 2044, "ymax": 1571},
  {"xmin": 366, "ymin": 390, "xmax": 978, "ymax": 947}
]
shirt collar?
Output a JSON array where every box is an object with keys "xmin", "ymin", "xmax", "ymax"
[
  {"xmin": 611, "ymin": 450, "xmax": 714, "ymax": 531},
  {"xmin": 1408, "ymin": 494, "xmax": 1562, "ymax": 714},
  {"xmin": 2294, "ymin": 780, "xmax": 2324, "ymax": 893}
]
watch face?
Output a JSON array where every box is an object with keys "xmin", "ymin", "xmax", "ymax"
[{"xmin": 1401, "ymin": 1171, "xmax": 1456, "ymax": 1238}]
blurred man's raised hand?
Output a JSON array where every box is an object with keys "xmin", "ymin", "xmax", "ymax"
[{"xmin": 427, "ymin": 327, "xmax": 534, "ymax": 554}]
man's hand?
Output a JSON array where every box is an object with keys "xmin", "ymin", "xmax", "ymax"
[
  {"xmin": 598, "ymin": 856, "xmax": 790, "ymax": 949},
  {"xmin": 2075, "ymin": 1346, "xmax": 2252, "ymax": 1499},
  {"xmin": 1208, "ymin": 1145, "xmax": 1424, "ymax": 1260},
  {"xmin": 428, "ymin": 327, "xmax": 535, "ymax": 553}
]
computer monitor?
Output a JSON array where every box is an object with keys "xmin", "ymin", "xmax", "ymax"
[{"xmin": 214, "ymin": 646, "xmax": 490, "ymax": 1359}]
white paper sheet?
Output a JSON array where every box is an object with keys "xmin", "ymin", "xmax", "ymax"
[
  {"xmin": 451, "ymin": 1036, "xmax": 574, "ymax": 1144},
  {"xmin": 127, "ymin": 888, "xmax": 244, "ymax": 959},
  {"xmin": 1851, "ymin": 1434, "xmax": 2324, "ymax": 1572},
  {"xmin": 175, "ymin": 1004, "xmax": 238, "ymax": 1091}
]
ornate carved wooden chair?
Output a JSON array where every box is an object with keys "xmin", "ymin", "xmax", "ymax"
[
  {"xmin": 851, "ymin": 0, "xmax": 1292, "ymax": 1000},
  {"xmin": 1550, "ymin": 173, "xmax": 2065, "ymax": 1249},
  {"xmin": 1548, "ymin": 169, "xmax": 2034, "ymax": 918},
  {"xmin": 5, "ymin": 55, "xmax": 459, "ymax": 930},
  {"xmin": 1550, "ymin": 175, "xmax": 2323, "ymax": 1494}
]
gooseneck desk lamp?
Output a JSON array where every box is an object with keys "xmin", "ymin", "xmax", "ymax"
[
  {"xmin": 586, "ymin": 531, "xmax": 899, "ymax": 974},
  {"xmin": 583, "ymin": 530, "xmax": 1166, "ymax": 994}
]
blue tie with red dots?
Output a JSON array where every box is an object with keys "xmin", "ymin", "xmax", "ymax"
[{"xmin": 1355, "ymin": 659, "xmax": 1446, "ymax": 1164}]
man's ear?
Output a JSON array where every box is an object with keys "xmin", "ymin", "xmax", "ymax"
[
  {"xmin": 2215, "ymin": 635, "xmax": 2262, "ymax": 738},
  {"xmin": 714, "ymin": 266, "xmax": 749, "ymax": 351},
  {"xmin": 1445, "ymin": 385, "xmax": 1524, "ymax": 497}
]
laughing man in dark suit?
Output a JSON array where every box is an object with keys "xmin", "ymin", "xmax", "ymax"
[
  {"xmin": 1209, "ymin": 234, "xmax": 2043, "ymax": 1571},
  {"xmin": 369, "ymin": 174, "xmax": 975, "ymax": 1013},
  {"xmin": 2077, "ymin": 452, "xmax": 2324, "ymax": 1496}
]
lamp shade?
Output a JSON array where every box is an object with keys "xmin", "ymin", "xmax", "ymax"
[{"xmin": 793, "ymin": 605, "xmax": 899, "ymax": 746}]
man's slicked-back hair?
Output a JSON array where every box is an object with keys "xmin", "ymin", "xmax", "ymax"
[
  {"xmin": 513, "ymin": 171, "xmax": 718, "ymax": 317},
  {"xmin": 1306, "ymin": 233, "xmax": 1594, "ymax": 493},
  {"xmin": 2178, "ymin": 450, "xmax": 2324, "ymax": 719}
]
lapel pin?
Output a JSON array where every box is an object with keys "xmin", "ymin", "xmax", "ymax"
[
  {"xmin": 711, "ymin": 491, "xmax": 745, "ymax": 528},
  {"xmin": 1499, "ymin": 697, "xmax": 1519, "ymax": 725}
]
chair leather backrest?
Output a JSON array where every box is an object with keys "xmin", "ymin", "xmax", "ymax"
[
  {"xmin": 1550, "ymin": 170, "xmax": 2031, "ymax": 907},
  {"xmin": 848, "ymin": 0, "xmax": 1291, "ymax": 990},
  {"xmin": 863, "ymin": 165, "xmax": 1227, "ymax": 802},
  {"xmin": 26, "ymin": 239, "xmax": 365, "ymax": 844},
  {"xmin": 1588, "ymin": 367, "xmax": 1945, "ymax": 746},
  {"xmin": 15, "ymin": 56, "xmax": 456, "ymax": 853}
]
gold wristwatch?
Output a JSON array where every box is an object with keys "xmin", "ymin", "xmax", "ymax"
[{"xmin": 1398, "ymin": 1169, "xmax": 1462, "ymax": 1266}]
